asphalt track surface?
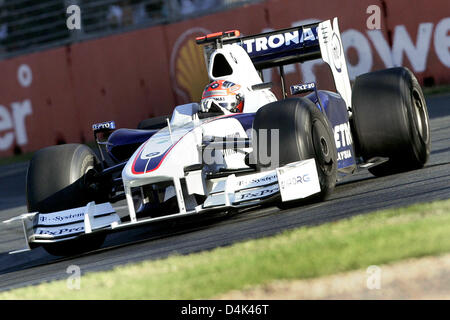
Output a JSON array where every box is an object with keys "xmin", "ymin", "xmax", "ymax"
[{"xmin": 0, "ymin": 94, "xmax": 449, "ymax": 293}]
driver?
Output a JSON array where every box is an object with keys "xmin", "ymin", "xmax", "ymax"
[{"xmin": 200, "ymin": 80, "xmax": 244, "ymax": 113}]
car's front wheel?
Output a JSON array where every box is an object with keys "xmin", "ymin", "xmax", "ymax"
[
  {"xmin": 252, "ymin": 97, "xmax": 338, "ymax": 204},
  {"xmin": 26, "ymin": 144, "xmax": 106, "ymax": 256}
]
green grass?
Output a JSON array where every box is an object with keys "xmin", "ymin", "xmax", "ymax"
[
  {"xmin": 1, "ymin": 199, "xmax": 449, "ymax": 300},
  {"xmin": 0, "ymin": 152, "xmax": 34, "ymax": 166},
  {"xmin": 422, "ymin": 84, "xmax": 450, "ymax": 96}
]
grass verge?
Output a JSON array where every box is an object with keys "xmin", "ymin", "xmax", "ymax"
[
  {"xmin": 422, "ymin": 84, "xmax": 450, "ymax": 96},
  {"xmin": 1, "ymin": 199, "xmax": 450, "ymax": 299},
  {"xmin": 0, "ymin": 152, "xmax": 34, "ymax": 166}
]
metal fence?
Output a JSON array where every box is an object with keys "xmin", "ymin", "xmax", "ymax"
[{"xmin": 0, "ymin": 0, "xmax": 261, "ymax": 60}]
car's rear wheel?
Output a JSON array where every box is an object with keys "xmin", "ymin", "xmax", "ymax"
[
  {"xmin": 26, "ymin": 144, "xmax": 106, "ymax": 256},
  {"xmin": 352, "ymin": 67, "xmax": 430, "ymax": 176},
  {"xmin": 252, "ymin": 97, "xmax": 337, "ymax": 205}
]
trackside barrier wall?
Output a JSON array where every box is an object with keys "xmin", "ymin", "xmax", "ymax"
[{"xmin": 0, "ymin": 0, "xmax": 448, "ymax": 157}]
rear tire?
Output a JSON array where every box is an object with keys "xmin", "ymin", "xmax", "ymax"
[
  {"xmin": 26, "ymin": 144, "xmax": 106, "ymax": 256},
  {"xmin": 352, "ymin": 67, "xmax": 430, "ymax": 177},
  {"xmin": 253, "ymin": 98, "xmax": 337, "ymax": 204}
]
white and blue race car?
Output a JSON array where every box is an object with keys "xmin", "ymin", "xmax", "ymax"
[{"xmin": 5, "ymin": 18, "xmax": 430, "ymax": 256}]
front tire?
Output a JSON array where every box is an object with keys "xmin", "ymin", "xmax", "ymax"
[
  {"xmin": 252, "ymin": 97, "xmax": 338, "ymax": 203},
  {"xmin": 26, "ymin": 144, "xmax": 106, "ymax": 256}
]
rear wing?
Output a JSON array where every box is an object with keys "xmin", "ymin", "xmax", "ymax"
[
  {"xmin": 196, "ymin": 18, "xmax": 352, "ymax": 111},
  {"xmin": 230, "ymin": 24, "xmax": 320, "ymax": 70},
  {"xmin": 196, "ymin": 25, "xmax": 320, "ymax": 69}
]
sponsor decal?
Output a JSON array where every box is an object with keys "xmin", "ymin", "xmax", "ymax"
[
  {"xmin": 133, "ymin": 144, "xmax": 169, "ymax": 174},
  {"xmin": 331, "ymin": 33, "xmax": 343, "ymax": 72},
  {"xmin": 334, "ymin": 122, "xmax": 353, "ymax": 148},
  {"xmin": 337, "ymin": 149, "xmax": 352, "ymax": 161},
  {"xmin": 143, "ymin": 151, "xmax": 161, "ymax": 159},
  {"xmin": 92, "ymin": 120, "xmax": 116, "ymax": 131},
  {"xmin": 38, "ymin": 212, "xmax": 85, "ymax": 225},
  {"xmin": 242, "ymin": 27, "xmax": 318, "ymax": 54},
  {"xmin": 36, "ymin": 225, "xmax": 84, "ymax": 236},
  {"xmin": 276, "ymin": 159, "xmax": 321, "ymax": 202},
  {"xmin": 333, "ymin": 122, "xmax": 354, "ymax": 162},
  {"xmin": 234, "ymin": 184, "xmax": 279, "ymax": 202},
  {"xmin": 279, "ymin": 173, "xmax": 312, "ymax": 189},
  {"xmin": 36, "ymin": 214, "xmax": 119, "ymax": 238},
  {"xmin": 236, "ymin": 174, "xmax": 277, "ymax": 189},
  {"xmin": 36, "ymin": 203, "xmax": 115, "ymax": 226},
  {"xmin": 290, "ymin": 82, "xmax": 316, "ymax": 95},
  {"xmin": 202, "ymin": 91, "xmax": 227, "ymax": 98}
]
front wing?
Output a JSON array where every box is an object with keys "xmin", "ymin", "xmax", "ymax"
[{"xmin": 4, "ymin": 159, "xmax": 320, "ymax": 254}]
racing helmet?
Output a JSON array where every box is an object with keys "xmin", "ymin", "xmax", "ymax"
[{"xmin": 201, "ymin": 80, "xmax": 244, "ymax": 113}]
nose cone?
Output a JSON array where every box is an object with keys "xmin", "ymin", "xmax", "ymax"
[{"xmin": 122, "ymin": 125, "xmax": 201, "ymax": 188}]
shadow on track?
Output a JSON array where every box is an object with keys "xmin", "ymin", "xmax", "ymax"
[{"xmin": 426, "ymin": 94, "xmax": 450, "ymax": 119}]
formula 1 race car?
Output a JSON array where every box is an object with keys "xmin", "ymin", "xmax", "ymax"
[{"xmin": 4, "ymin": 18, "xmax": 430, "ymax": 256}]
